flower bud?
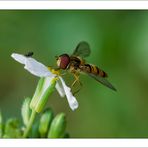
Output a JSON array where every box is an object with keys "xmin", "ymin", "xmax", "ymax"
[
  {"xmin": 30, "ymin": 121, "xmax": 40, "ymax": 138},
  {"xmin": 3, "ymin": 118, "xmax": 21, "ymax": 138},
  {"xmin": 21, "ymin": 97, "xmax": 31, "ymax": 126},
  {"xmin": 39, "ymin": 108, "xmax": 53, "ymax": 138},
  {"xmin": 30, "ymin": 77, "xmax": 44, "ymax": 110},
  {"xmin": 30, "ymin": 77, "xmax": 57, "ymax": 113},
  {"xmin": 48, "ymin": 113, "xmax": 66, "ymax": 138}
]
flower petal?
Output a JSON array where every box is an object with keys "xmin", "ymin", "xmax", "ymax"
[
  {"xmin": 24, "ymin": 58, "xmax": 54, "ymax": 77},
  {"xmin": 59, "ymin": 77, "xmax": 78, "ymax": 111},
  {"xmin": 11, "ymin": 53, "xmax": 26, "ymax": 64},
  {"xmin": 11, "ymin": 53, "xmax": 55, "ymax": 77},
  {"xmin": 55, "ymin": 82, "xmax": 65, "ymax": 98}
]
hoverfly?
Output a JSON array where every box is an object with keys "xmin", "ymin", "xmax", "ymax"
[{"xmin": 56, "ymin": 41, "xmax": 117, "ymax": 91}]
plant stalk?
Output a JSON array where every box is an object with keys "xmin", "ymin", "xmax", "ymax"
[{"xmin": 23, "ymin": 110, "xmax": 36, "ymax": 138}]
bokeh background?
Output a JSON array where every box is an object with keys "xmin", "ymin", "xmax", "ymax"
[{"xmin": 1, "ymin": 10, "xmax": 148, "ymax": 138}]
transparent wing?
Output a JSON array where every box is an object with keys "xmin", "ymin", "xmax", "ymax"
[
  {"xmin": 72, "ymin": 41, "xmax": 91, "ymax": 58},
  {"xmin": 88, "ymin": 73, "xmax": 117, "ymax": 91}
]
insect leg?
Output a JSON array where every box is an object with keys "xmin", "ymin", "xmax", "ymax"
[
  {"xmin": 73, "ymin": 81, "xmax": 83, "ymax": 95},
  {"xmin": 71, "ymin": 73, "xmax": 83, "ymax": 95},
  {"xmin": 71, "ymin": 73, "xmax": 80, "ymax": 87}
]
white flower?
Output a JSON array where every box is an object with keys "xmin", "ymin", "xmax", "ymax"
[{"xmin": 11, "ymin": 53, "xmax": 78, "ymax": 111}]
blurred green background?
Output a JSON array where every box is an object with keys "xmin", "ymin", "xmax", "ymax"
[{"xmin": 0, "ymin": 10, "xmax": 148, "ymax": 138}]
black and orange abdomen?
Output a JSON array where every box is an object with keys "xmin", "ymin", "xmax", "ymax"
[{"xmin": 80, "ymin": 64, "xmax": 108, "ymax": 77}]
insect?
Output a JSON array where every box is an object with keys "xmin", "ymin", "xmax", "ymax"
[
  {"xmin": 56, "ymin": 41, "xmax": 117, "ymax": 92},
  {"xmin": 25, "ymin": 52, "xmax": 34, "ymax": 57}
]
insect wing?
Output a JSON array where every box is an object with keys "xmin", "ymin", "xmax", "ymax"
[
  {"xmin": 72, "ymin": 41, "xmax": 91, "ymax": 58},
  {"xmin": 88, "ymin": 73, "xmax": 117, "ymax": 91}
]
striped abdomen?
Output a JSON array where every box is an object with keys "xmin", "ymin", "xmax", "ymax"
[{"xmin": 79, "ymin": 64, "xmax": 108, "ymax": 77}]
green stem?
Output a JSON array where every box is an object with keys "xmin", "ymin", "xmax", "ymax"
[{"xmin": 23, "ymin": 110, "xmax": 37, "ymax": 138}]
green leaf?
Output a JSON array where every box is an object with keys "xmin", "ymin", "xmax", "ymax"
[
  {"xmin": 39, "ymin": 108, "xmax": 54, "ymax": 138},
  {"xmin": 21, "ymin": 97, "xmax": 31, "ymax": 126},
  {"xmin": 48, "ymin": 113, "xmax": 66, "ymax": 138}
]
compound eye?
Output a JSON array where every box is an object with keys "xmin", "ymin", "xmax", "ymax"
[{"xmin": 58, "ymin": 54, "xmax": 70, "ymax": 69}]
